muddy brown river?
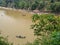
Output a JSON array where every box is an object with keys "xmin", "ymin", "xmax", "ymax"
[{"xmin": 0, "ymin": 9, "xmax": 35, "ymax": 45}]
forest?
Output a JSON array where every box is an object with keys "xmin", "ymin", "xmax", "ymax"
[{"xmin": 0, "ymin": 0, "xmax": 60, "ymax": 12}]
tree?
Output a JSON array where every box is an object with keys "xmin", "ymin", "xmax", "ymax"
[
  {"xmin": 31, "ymin": 1, "xmax": 39, "ymax": 10},
  {"xmin": 14, "ymin": 0, "xmax": 20, "ymax": 9},
  {"xmin": 18, "ymin": 1, "xmax": 25, "ymax": 9},
  {"xmin": 50, "ymin": 0, "xmax": 55, "ymax": 3},
  {"xmin": 0, "ymin": 0, "xmax": 6, "ymax": 6},
  {"xmin": 38, "ymin": 1, "xmax": 46, "ymax": 10},
  {"xmin": 57, "ymin": 0, "xmax": 60, "ymax": 2},
  {"xmin": 50, "ymin": 2, "xmax": 60, "ymax": 12}
]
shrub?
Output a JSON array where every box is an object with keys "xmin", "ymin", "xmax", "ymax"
[
  {"xmin": 50, "ymin": 31, "xmax": 60, "ymax": 45},
  {"xmin": 31, "ymin": 14, "xmax": 60, "ymax": 36},
  {"xmin": 40, "ymin": 31, "xmax": 60, "ymax": 45},
  {"xmin": 27, "ymin": 14, "xmax": 60, "ymax": 45}
]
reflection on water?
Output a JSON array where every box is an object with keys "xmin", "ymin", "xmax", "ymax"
[{"xmin": 0, "ymin": 9, "xmax": 35, "ymax": 45}]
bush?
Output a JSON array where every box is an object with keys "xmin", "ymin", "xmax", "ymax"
[
  {"xmin": 25, "ymin": 31, "xmax": 60, "ymax": 45},
  {"xmin": 25, "ymin": 39, "xmax": 40, "ymax": 45},
  {"xmin": 31, "ymin": 14, "xmax": 60, "ymax": 36},
  {"xmin": 50, "ymin": 31, "xmax": 60, "ymax": 45},
  {"xmin": 40, "ymin": 31, "xmax": 60, "ymax": 45},
  {"xmin": 27, "ymin": 14, "xmax": 60, "ymax": 45}
]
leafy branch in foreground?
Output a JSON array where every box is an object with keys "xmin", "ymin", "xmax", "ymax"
[{"xmin": 0, "ymin": 34, "xmax": 13, "ymax": 45}]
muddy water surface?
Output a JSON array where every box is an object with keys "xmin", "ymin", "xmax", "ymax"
[{"xmin": 0, "ymin": 9, "xmax": 35, "ymax": 45}]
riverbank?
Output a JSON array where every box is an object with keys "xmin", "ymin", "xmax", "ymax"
[
  {"xmin": 0, "ymin": 6, "xmax": 49, "ymax": 15},
  {"xmin": 0, "ymin": 6, "xmax": 60, "ymax": 16},
  {"xmin": 0, "ymin": 6, "xmax": 34, "ymax": 14}
]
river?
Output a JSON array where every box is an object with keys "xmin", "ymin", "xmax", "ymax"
[{"xmin": 0, "ymin": 9, "xmax": 35, "ymax": 45}]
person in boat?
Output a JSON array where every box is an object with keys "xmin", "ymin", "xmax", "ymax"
[{"xmin": 16, "ymin": 35, "xmax": 26, "ymax": 38}]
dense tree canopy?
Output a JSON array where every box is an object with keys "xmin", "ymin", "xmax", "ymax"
[
  {"xmin": 50, "ymin": 2, "xmax": 60, "ymax": 12},
  {"xmin": 0, "ymin": 0, "xmax": 60, "ymax": 12}
]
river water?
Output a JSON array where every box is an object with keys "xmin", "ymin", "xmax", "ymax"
[{"xmin": 0, "ymin": 9, "xmax": 35, "ymax": 45}]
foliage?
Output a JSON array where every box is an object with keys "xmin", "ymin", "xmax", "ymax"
[
  {"xmin": 31, "ymin": 14, "xmax": 60, "ymax": 36},
  {"xmin": 30, "ymin": 14, "xmax": 60, "ymax": 45},
  {"xmin": 39, "ymin": 31, "xmax": 60, "ymax": 45},
  {"xmin": 33, "ymin": 39, "xmax": 40, "ymax": 45},
  {"xmin": 0, "ymin": 0, "xmax": 6, "ymax": 6},
  {"xmin": 18, "ymin": 1, "xmax": 25, "ymax": 9},
  {"xmin": 31, "ymin": 1, "xmax": 39, "ymax": 10},
  {"xmin": 25, "ymin": 42, "xmax": 33, "ymax": 45},
  {"xmin": 14, "ymin": 0, "xmax": 20, "ymax": 8},
  {"xmin": 25, "ymin": 39, "xmax": 40, "ymax": 45},
  {"xmin": 31, "ymin": 0, "xmax": 46, "ymax": 10},
  {"xmin": 50, "ymin": 31, "xmax": 60, "ymax": 45},
  {"xmin": 38, "ymin": 1, "xmax": 46, "ymax": 10},
  {"xmin": 0, "ymin": 35, "xmax": 13, "ymax": 45},
  {"xmin": 0, "ymin": 0, "xmax": 60, "ymax": 12},
  {"xmin": 50, "ymin": 2, "xmax": 60, "ymax": 12},
  {"xmin": 50, "ymin": 0, "xmax": 55, "ymax": 3}
]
